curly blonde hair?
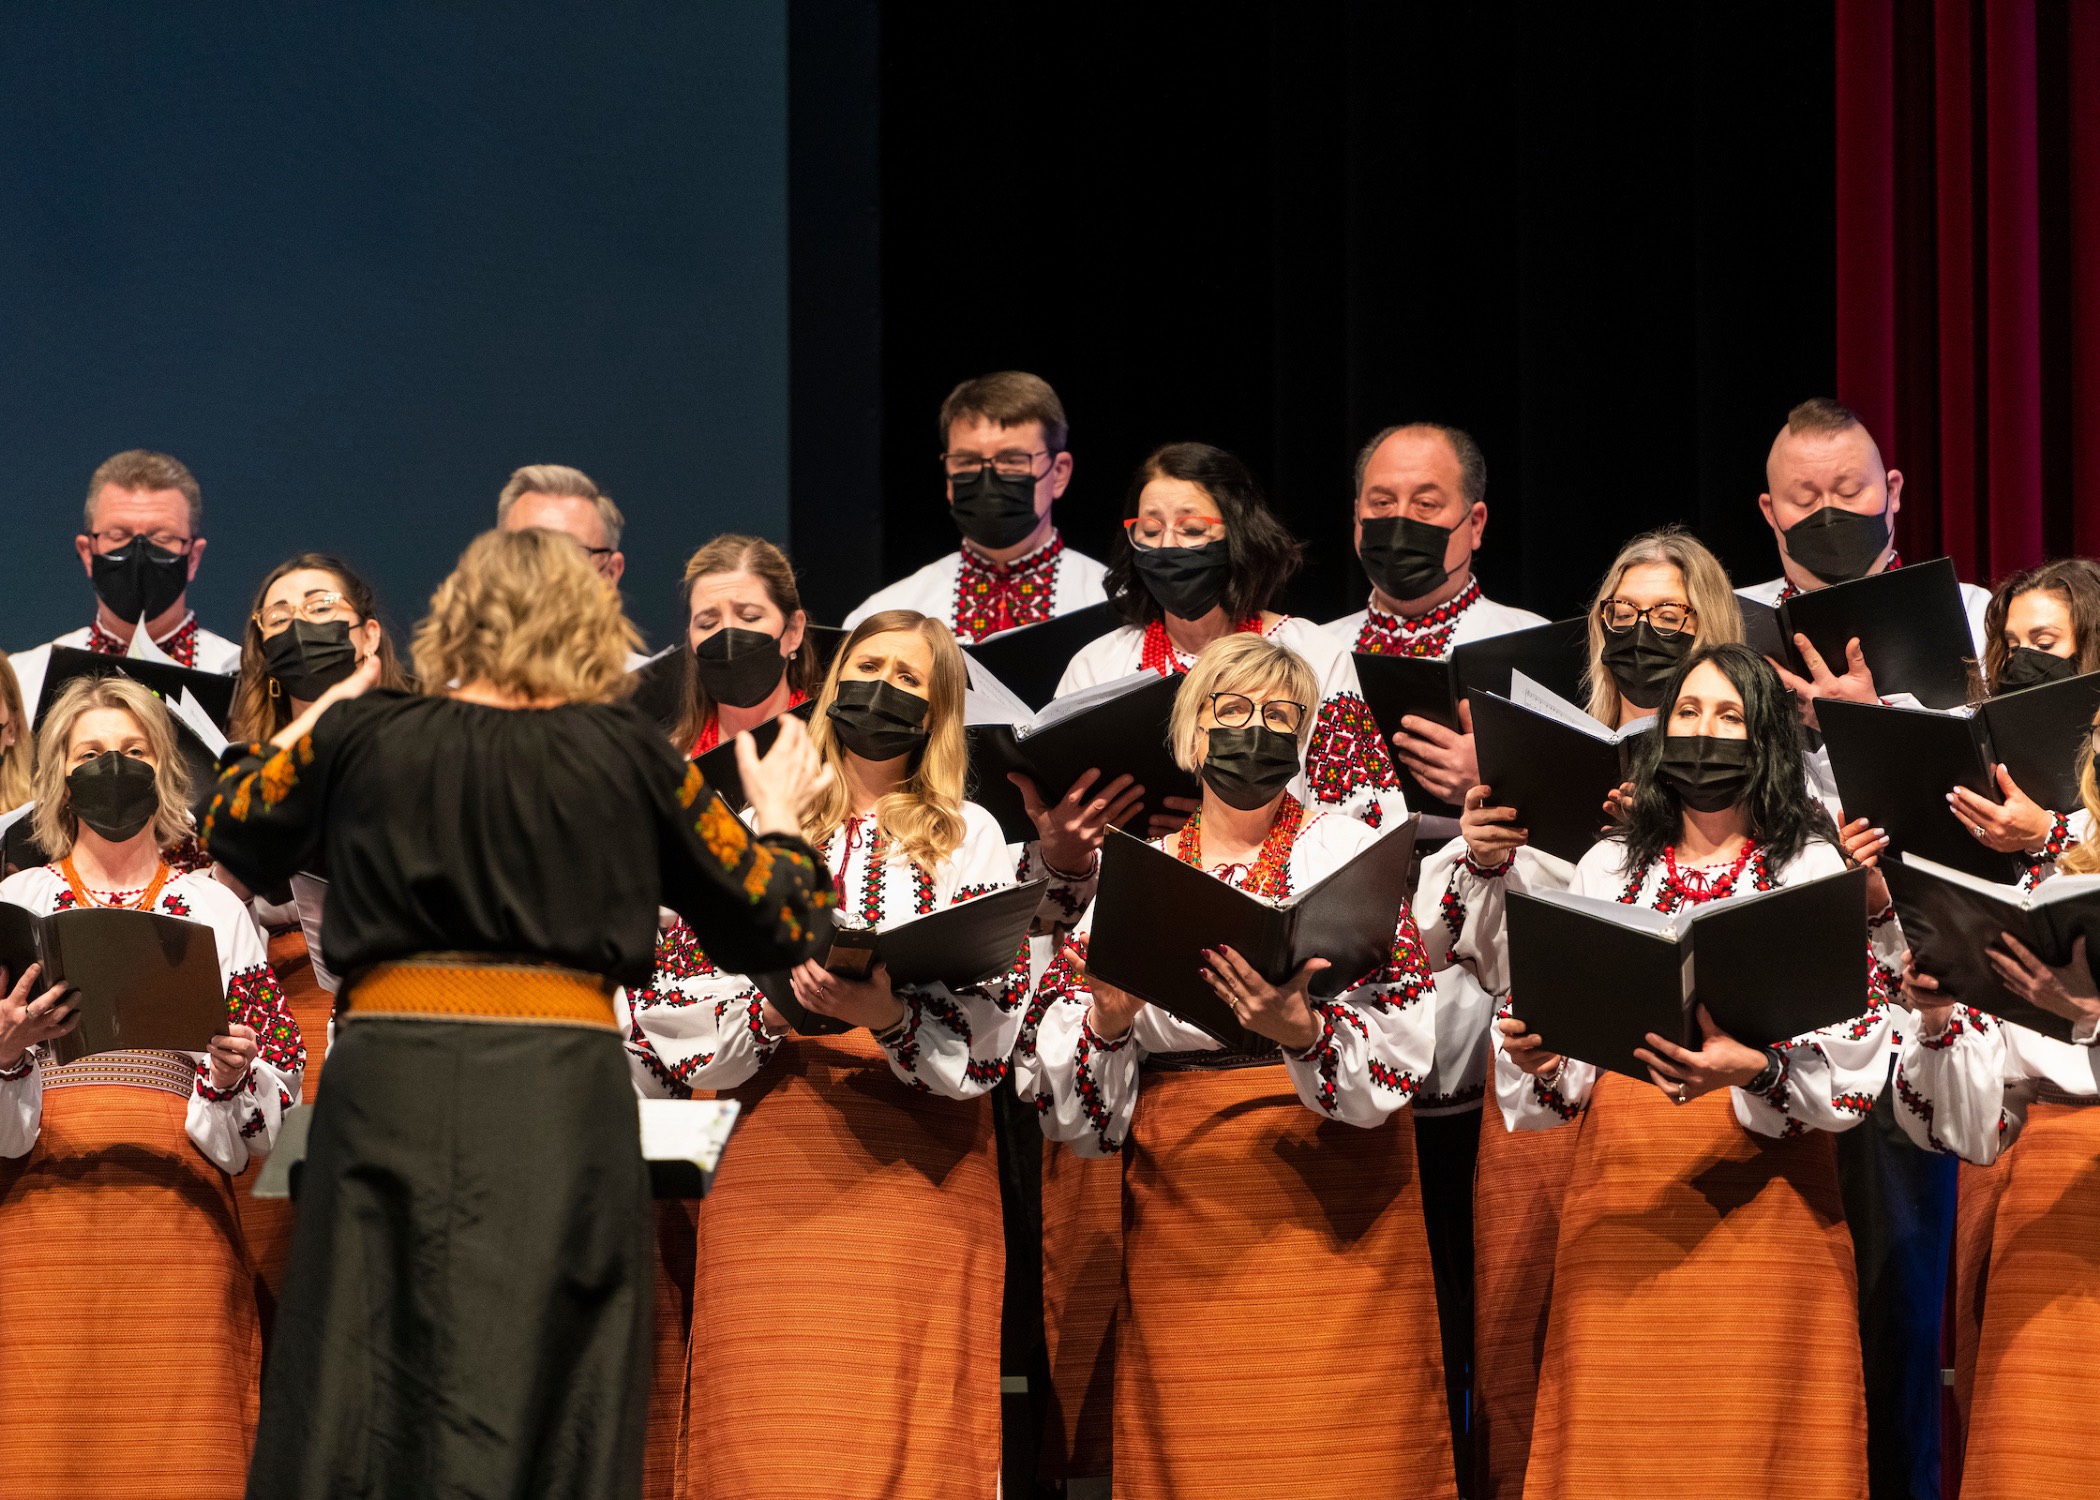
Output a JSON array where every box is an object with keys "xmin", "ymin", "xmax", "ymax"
[
  {"xmin": 412, "ymin": 529, "xmax": 639, "ymax": 704},
  {"xmin": 31, "ymin": 676, "xmax": 194, "ymax": 857},
  {"xmin": 803, "ymin": 610, "xmax": 969, "ymax": 870},
  {"xmin": 1168, "ymin": 634, "xmax": 1319, "ymax": 772}
]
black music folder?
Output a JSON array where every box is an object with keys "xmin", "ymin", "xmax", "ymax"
[
  {"xmin": 687, "ymin": 700, "xmax": 819, "ymax": 809},
  {"xmin": 960, "ymin": 603, "xmax": 1117, "ymax": 712},
  {"xmin": 1818, "ymin": 673, "xmax": 2100, "ymax": 884},
  {"xmin": 1881, "ymin": 853, "xmax": 2100, "ymax": 1044},
  {"xmin": 34, "ymin": 645, "xmax": 236, "ymax": 731},
  {"xmin": 1469, "ymin": 685, "xmax": 1651, "ymax": 864},
  {"xmin": 757, "ymin": 877, "xmax": 1048, "ymax": 1036},
  {"xmin": 1776, "ymin": 558, "xmax": 1976, "ymax": 709},
  {"xmin": 1506, "ymin": 866, "xmax": 1869, "ymax": 1082},
  {"xmin": 1084, "ymin": 815, "xmax": 1420, "ymax": 1055},
  {"xmin": 965, "ymin": 670, "xmax": 1198, "ymax": 843},
  {"xmin": 0, "ymin": 904, "xmax": 227, "ymax": 1064}
]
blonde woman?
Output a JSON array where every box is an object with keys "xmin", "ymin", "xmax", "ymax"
[
  {"xmin": 1413, "ymin": 522, "xmax": 1743, "ymax": 1498},
  {"xmin": 627, "ymin": 607, "xmax": 1044, "ymax": 1500},
  {"xmin": 0, "ymin": 675, "xmax": 300, "ymax": 1498},
  {"xmin": 1891, "ymin": 707, "xmax": 2100, "ymax": 1500},
  {"xmin": 669, "ymin": 533, "xmax": 819, "ymax": 757},
  {"xmin": 0, "ymin": 651, "xmax": 31, "ymax": 814},
  {"xmin": 1028, "ymin": 633, "xmax": 1452, "ymax": 1499},
  {"xmin": 205, "ymin": 528, "xmax": 836, "ymax": 1499}
]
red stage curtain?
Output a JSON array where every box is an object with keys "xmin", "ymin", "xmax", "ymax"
[{"xmin": 1836, "ymin": 0, "xmax": 2100, "ymax": 582}]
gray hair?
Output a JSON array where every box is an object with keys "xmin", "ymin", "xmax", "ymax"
[
  {"xmin": 1351, "ymin": 423, "xmax": 1487, "ymax": 508},
  {"xmin": 496, "ymin": 463, "xmax": 625, "ymax": 550}
]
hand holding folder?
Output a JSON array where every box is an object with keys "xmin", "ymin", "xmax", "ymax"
[{"xmin": 0, "ymin": 904, "xmax": 228, "ymax": 1064}]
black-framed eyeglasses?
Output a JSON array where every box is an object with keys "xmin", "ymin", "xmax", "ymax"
[
  {"xmin": 1207, "ymin": 692, "xmax": 1308, "ymax": 735},
  {"xmin": 84, "ymin": 528, "xmax": 195, "ymax": 555},
  {"xmin": 1599, "ymin": 599, "xmax": 1696, "ymax": 637},
  {"xmin": 941, "ymin": 449, "xmax": 1052, "ymax": 480}
]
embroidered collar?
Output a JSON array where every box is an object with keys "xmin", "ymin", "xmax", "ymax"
[
  {"xmin": 1139, "ymin": 615, "xmax": 1268, "ymax": 677},
  {"xmin": 86, "ymin": 612, "xmax": 200, "ymax": 668},
  {"xmin": 1353, "ymin": 578, "xmax": 1484, "ymax": 657},
  {"xmin": 691, "ymin": 690, "xmax": 808, "ymax": 758},
  {"xmin": 1171, "ymin": 794, "xmax": 1304, "ymax": 900},
  {"xmin": 58, "ymin": 855, "xmax": 172, "ymax": 912},
  {"xmin": 1623, "ymin": 839, "xmax": 1770, "ymax": 914},
  {"xmin": 953, "ymin": 532, "xmax": 1066, "ymax": 641},
  {"xmin": 1775, "ymin": 551, "xmax": 1903, "ymax": 605}
]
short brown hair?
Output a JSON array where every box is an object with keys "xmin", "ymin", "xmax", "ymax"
[
  {"xmin": 1351, "ymin": 422, "xmax": 1487, "ymax": 506},
  {"xmin": 84, "ymin": 450, "xmax": 202, "ymax": 533},
  {"xmin": 497, "ymin": 463, "xmax": 626, "ymax": 550},
  {"xmin": 1785, "ymin": 398, "xmax": 1864, "ymax": 438},
  {"xmin": 412, "ymin": 529, "xmax": 639, "ymax": 705},
  {"xmin": 937, "ymin": 371, "xmax": 1068, "ymax": 452},
  {"xmin": 671, "ymin": 534, "xmax": 819, "ymax": 751}
]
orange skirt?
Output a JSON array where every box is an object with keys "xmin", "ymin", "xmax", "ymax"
[
  {"xmin": 1524, "ymin": 1074, "xmax": 1866, "ymax": 1499},
  {"xmin": 1472, "ymin": 1090, "xmax": 1581, "ymax": 1500},
  {"xmin": 232, "ymin": 925, "xmax": 331, "ymax": 1338},
  {"xmin": 681, "ymin": 1029, "xmax": 1004, "ymax": 1500},
  {"xmin": 1117, "ymin": 1063, "xmax": 1455, "ymax": 1500},
  {"xmin": 1958, "ymin": 1100, "xmax": 2100, "ymax": 1499},
  {"xmin": 1038, "ymin": 1140, "xmax": 1123, "ymax": 1482},
  {"xmin": 1945, "ymin": 1149, "xmax": 2011, "ymax": 1484},
  {"xmin": 645, "ymin": 1197, "xmax": 699, "ymax": 1500},
  {"xmin": 0, "ymin": 1065, "xmax": 261, "ymax": 1498}
]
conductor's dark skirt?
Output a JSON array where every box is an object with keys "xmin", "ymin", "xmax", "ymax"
[{"xmin": 246, "ymin": 963, "xmax": 652, "ymax": 1500}]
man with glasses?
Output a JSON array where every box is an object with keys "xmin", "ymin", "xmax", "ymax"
[
  {"xmin": 842, "ymin": 370, "xmax": 1106, "ymax": 640},
  {"xmin": 496, "ymin": 463, "xmax": 626, "ymax": 585},
  {"xmin": 8, "ymin": 449, "xmax": 241, "ymax": 716}
]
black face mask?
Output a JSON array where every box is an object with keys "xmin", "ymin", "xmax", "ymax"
[
  {"xmin": 66, "ymin": 750, "xmax": 160, "ymax": 842},
  {"xmin": 1657, "ymin": 735, "xmax": 1754, "ymax": 814},
  {"xmin": 1994, "ymin": 646, "xmax": 2080, "ymax": 694},
  {"xmin": 1200, "ymin": 725, "xmax": 1301, "ymax": 811},
  {"xmin": 89, "ymin": 538, "xmax": 189, "ymax": 624},
  {"xmin": 1129, "ymin": 538, "xmax": 1231, "ymax": 621},
  {"xmin": 1600, "ymin": 623, "xmax": 1693, "ymax": 711},
  {"xmin": 1358, "ymin": 516, "xmax": 1455, "ymax": 603},
  {"xmin": 827, "ymin": 678, "xmax": 930, "ymax": 762},
  {"xmin": 949, "ymin": 467, "xmax": 1043, "ymax": 551},
  {"xmin": 1782, "ymin": 504, "xmax": 1892, "ymax": 586},
  {"xmin": 692, "ymin": 626, "xmax": 788, "ymax": 709},
  {"xmin": 263, "ymin": 620, "xmax": 359, "ymax": 705}
]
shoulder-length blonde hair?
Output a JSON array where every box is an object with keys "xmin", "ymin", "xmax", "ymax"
[
  {"xmin": 413, "ymin": 528, "xmax": 640, "ymax": 704},
  {"xmin": 803, "ymin": 609, "xmax": 969, "ymax": 870},
  {"xmin": 1169, "ymin": 634, "xmax": 1320, "ymax": 772},
  {"xmin": 0, "ymin": 652, "xmax": 33, "ymax": 813},
  {"xmin": 1582, "ymin": 526, "xmax": 1744, "ymax": 724},
  {"xmin": 671, "ymin": 534, "xmax": 819, "ymax": 751},
  {"xmin": 31, "ymin": 676, "xmax": 194, "ymax": 858},
  {"xmin": 2062, "ymin": 710, "xmax": 2100, "ymax": 877},
  {"xmin": 230, "ymin": 552, "xmax": 411, "ymax": 743}
]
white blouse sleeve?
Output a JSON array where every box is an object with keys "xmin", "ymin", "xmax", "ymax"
[
  {"xmin": 1299, "ymin": 645, "xmax": 1410, "ymax": 830},
  {"xmin": 1491, "ymin": 993, "xmax": 1598, "ymax": 1131},
  {"xmin": 0, "ymin": 1049, "xmax": 41, "ymax": 1159},
  {"xmin": 1414, "ymin": 836, "xmax": 1577, "ymax": 996},
  {"xmin": 188, "ymin": 886, "xmax": 305, "ymax": 1174},
  {"xmin": 874, "ymin": 809, "xmax": 1031, "ymax": 1100},
  {"xmin": 1278, "ymin": 904, "xmax": 1438, "ymax": 1126},
  {"xmin": 625, "ymin": 915, "xmax": 785, "ymax": 1096},
  {"xmin": 1893, "ymin": 1010, "xmax": 2100, "ymax": 1163}
]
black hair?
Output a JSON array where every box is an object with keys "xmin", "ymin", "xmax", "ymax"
[
  {"xmin": 1617, "ymin": 641, "xmax": 1838, "ymax": 873},
  {"xmin": 1102, "ymin": 442, "xmax": 1305, "ymax": 628}
]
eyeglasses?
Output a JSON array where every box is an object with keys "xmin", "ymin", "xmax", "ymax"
[
  {"xmin": 1124, "ymin": 514, "xmax": 1226, "ymax": 550},
  {"xmin": 255, "ymin": 590, "xmax": 356, "ymax": 632},
  {"xmin": 1207, "ymin": 692, "xmax": 1308, "ymax": 735},
  {"xmin": 942, "ymin": 449, "xmax": 1052, "ymax": 479},
  {"xmin": 85, "ymin": 528, "xmax": 194, "ymax": 554},
  {"xmin": 1600, "ymin": 599, "xmax": 1696, "ymax": 637}
]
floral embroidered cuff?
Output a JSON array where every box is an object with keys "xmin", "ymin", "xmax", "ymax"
[
  {"xmin": 0, "ymin": 1052, "xmax": 36, "ymax": 1082},
  {"xmin": 1460, "ymin": 848, "xmax": 1516, "ymax": 879}
]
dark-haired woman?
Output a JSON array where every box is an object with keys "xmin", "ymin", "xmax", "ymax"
[
  {"xmin": 222, "ymin": 555, "xmax": 409, "ymax": 1322},
  {"xmin": 1456, "ymin": 643, "xmax": 1894, "ymax": 1497},
  {"xmin": 1888, "ymin": 707, "xmax": 2100, "ymax": 1500},
  {"xmin": 1030, "ymin": 633, "xmax": 1452, "ymax": 1499},
  {"xmin": 1053, "ymin": 441, "xmax": 1404, "ymax": 829}
]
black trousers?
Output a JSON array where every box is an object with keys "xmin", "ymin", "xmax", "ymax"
[{"xmin": 1414, "ymin": 1105, "xmax": 1481, "ymax": 1500}]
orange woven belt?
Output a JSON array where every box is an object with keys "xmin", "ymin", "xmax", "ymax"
[{"xmin": 345, "ymin": 958, "xmax": 617, "ymax": 1031}]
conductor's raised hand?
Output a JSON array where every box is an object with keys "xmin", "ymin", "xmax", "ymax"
[
  {"xmin": 1493, "ymin": 1014, "xmax": 1561, "ymax": 1079},
  {"xmin": 268, "ymin": 652, "xmax": 385, "ymax": 750},
  {"xmin": 1202, "ymin": 945, "xmax": 1325, "ymax": 1052},
  {"xmin": 1146, "ymin": 794, "xmax": 1202, "ymax": 842},
  {"xmin": 1948, "ymin": 763, "xmax": 2054, "ymax": 854},
  {"xmin": 1460, "ymin": 784, "xmax": 1527, "ymax": 866},
  {"xmin": 1634, "ymin": 1005, "xmax": 1766, "ymax": 1102},
  {"xmin": 1392, "ymin": 702, "xmax": 1480, "ymax": 805},
  {"xmin": 789, "ymin": 957, "xmax": 907, "ymax": 1033},
  {"xmin": 0, "ymin": 964, "xmax": 77, "ymax": 1070},
  {"xmin": 1986, "ymin": 932, "xmax": 2100, "ymax": 1033},
  {"xmin": 1015, "ymin": 768, "xmax": 1144, "ymax": 876},
  {"xmin": 207, "ymin": 1022, "xmax": 260, "ymax": 1091},
  {"xmin": 740, "ymin": 716, "xmax": 835, "ymax": 839}
]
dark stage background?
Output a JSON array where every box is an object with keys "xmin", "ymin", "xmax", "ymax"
[{"xmin": 835, "ymin": 2, "xmax": 1840, "ymax": 627}]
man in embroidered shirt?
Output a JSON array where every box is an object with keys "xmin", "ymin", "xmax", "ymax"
[
  {"xmin": 1323, "ymin": 422, "xmax": 1544, "ymax": 812},
  {"xmin": 841, "ymin": 370, "xmax": 1107, "ymax": 642},
  {"xmin": 1742, "ymin": 397, "xmax": 1989, "ymax": 721},
  {"xmin": 7, "ymin": 449, "xmax": 241, "ymax": 717}
]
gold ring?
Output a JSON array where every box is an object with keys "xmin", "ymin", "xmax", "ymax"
[{"xmin": 1674, "ymin": 1084, "xmax": 1688, "ymax": 1105}]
